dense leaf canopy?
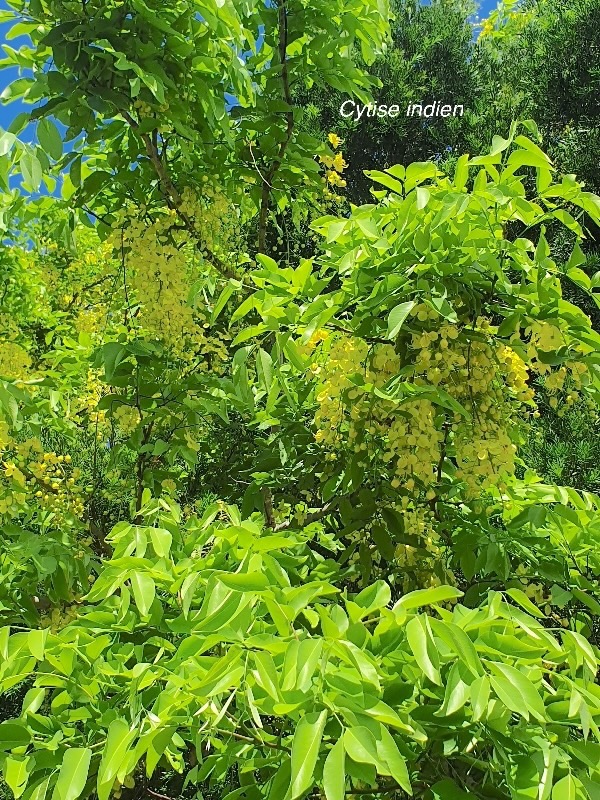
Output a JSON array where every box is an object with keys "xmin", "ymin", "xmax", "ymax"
[{"xmin": 0, "ymin": 2, "xmax": 600, "ymax": 800}]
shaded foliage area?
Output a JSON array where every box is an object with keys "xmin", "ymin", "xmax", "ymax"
[{"xmin": 295, "ymin": 0, "xmax": 478, "ymax": 205}]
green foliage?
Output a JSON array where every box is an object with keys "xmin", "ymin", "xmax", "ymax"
[
  {"xmin": 524, "ymin": 386, "xmax": 600, "ymax": 494},
  {"xmin": 295, "ymin": 0, "xmax": 478, "ymax": 205},
  {"xmin": 472, "ymin": 0, "xmax": 600, "ymax": 196},
  {"xmin": 0, "ymin": 2, "xmax": 599, "ymax": 800},
  {"xmin": 1, "ymin": 499, "xmax": 600, "ymax": 800}
]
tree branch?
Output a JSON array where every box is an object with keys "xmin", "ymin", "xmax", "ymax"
[
  {"xmin": 262, "ymin": 486, "xmax": 276, "ymax": 528},
  {"xmin": 274, "ymin": 496, "xmax": 349, "ymax": 532},
  {"xmin": 121, "ymin": 111, "xmax": 238, "ymax": 280},
  {"xmin": 257, "ymin": 0, "xmax": 294, "ymax": 253}
]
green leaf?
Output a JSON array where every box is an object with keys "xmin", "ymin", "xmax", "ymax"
[
  {"xmin": 488, "ymin": 662, "xmax": 546, "ymax": 722},
  {"xmin": 470, "ymin": 675, "xmax": 490, "ymax": 722},
  {"xmin": 323, "ymin": 739, "xmax": 345, "ymax": 800},
  {"xmin": 506, "ymin": 588, "xmax": 545, "ymax": 618},
  {"xmin": 365, "ymin": 169, "xmax": 404, "ymax": 195},
  {"xmin": 289, "ymin": 710, "xmax": 327, "ymax": 800},
  {"xmin": 256, "ymin": 348, "xmax": 273, "ymax": 391},
  {"xmin": 0, "ymin": 77, "xmax": 33, "ymax": 102},
  {"xmin": 571, "ymin": 589, "xmax": 600, "ymax": 616},
  {"xmin": 566, "ymin": 241, "xmax": 586, "ymax": 272},
  {"xmin": 562, "ymin": 630, "xmax": 597, "ymax": 674},
  {"xmin": 405, "ymin": 161, "xmax": 438, "ymax": 190},
  {"xmin": 0, "ymin": 722, "xmax": 32, "ymax": 751},
  {"xmin": 552, "ymin": 775, "xmax": 577, "ymax": 800},
  {"xmin": 51, "ymin": 748, "xmax": 92, "ymax": 800},
  {"xmin": 28, "ymin": 628, "xmax": 49, "ymax": 659},
  {"xmin": 0, "ymin": 130, "xmax": 16, "ymax": 156},
  {"xmin": 210, "ymin": 281, "xmax": 235, "ymax": 323},
  {"xmin": 38, "ymin": 118, "xmax": 63, "ymax": 160},
  {"xmin": 431, "ymin": 779, "xmax": 474, "ymax": 799},
  {"xmin": 507, "ymin": 149, "xmax": 552, "ymax": 171},
  {"xmin": 218, "ymin": 572, "xmax": 269, "ymax": 591},
  {"xmin": 375, "ymin": 725, "xmax": 412, "ymax": 793},
  {"xmin": 282, "ymin": 336, "xmax": 308, "ymax": 371},
  {"xmin": 230, "ymin": 294, "xmax": 256, "ymax": 324},
  {"xmin": 371, "ymin": 524, "xmax": 396, "ymax": 561},
  {"xmin": 99, "ymin": 342, "xmax": 127, "ymax": 382},
  {"xmin": 454, "ymin": 154, "xmax": 469, "ymax": 190},
  {"xmin": 395, "ymin": 585, "xmax": 463, "ymax": 611},
  {"xmin": 149, "ymin": 528, "xmax": 172, "ymax": 558},
  {"xmin": 406, "ymin": 615, "xmax": 441, "ymax": 685},
  {"xmin": 4, "ymin": 756, "xmax": 31, "ymax": 799},
  {"xmin": 387, "ymin": 301, "xmax": 415, "ymax": 339},
  {"xmin": 97, "ymin": 719, "xmax": 136, "ymax": 800},
  {"xmin": 416, "ymin": 186, "xmax": 430, "ymax": 210},
  {"xmin": 435, "ymin": 662, "xmax": 470, "ymax": 717},
  {"xmin": 130, "ymin": 571, "xmax": 156, "ymax": 617},
  {"xmin": 180, "ymin": 573, "xmax": 200, "ymax": 618},
  {"xmin": 22, "ymin": 776, "xmax": 51, "ymax": 800},
  {"xmin": 22, "ymin": 688, "xmax": 46, "ymax": 715},
  {"xmin": 20, "ymin": 151, "xmax": 42, "ymax": 191},
  {"xmin": 343, "ymin": 727, "xmax": 383, "ymax": 769},
  {"xmin": 352, "ymin": 580, "xmax": 391, "ymax": 617}
]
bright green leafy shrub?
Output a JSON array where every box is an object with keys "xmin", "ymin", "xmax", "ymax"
[{"xmin": 0, "ymin": 0, "xmax": 599, "ymax": 798}]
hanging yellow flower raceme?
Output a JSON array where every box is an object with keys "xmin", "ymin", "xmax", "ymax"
[{"xmin": 108, "ymin": 188, "xmax": 233, "ymax": 367}]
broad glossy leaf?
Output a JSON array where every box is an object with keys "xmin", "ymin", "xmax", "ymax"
[
  {"xmin": 323, "ymin": 739, "xmax": 345, "ymax": 800},
  {"xmin": 406, "ymin": 615, "xmax": 441, "ymax": 685},
  {"xmin": 552, "ymin": 775, "xmax": 578, "ymax": 800},
  {"xmin": 488, "ymin": 662, "xmax": 546, "ymax": 722},
  {"xmin": 130, "ymin": 571, "xmax": 156, "ymax": 617},
  {"xmin": 395, "ymin": 586, "xmax": 463, "ymax": 611},
  {"xmin": 387, "ymin": 301, "xmax": 415, "ymax": 339},
  {"xmin": 375, "ymin": 724, "xmax": 412, "ymax": 793},
  {"xmin": 51, "ymin": 748, "xmax": 92, "ymax": 800},
  {"xmin": 97, "ymin": 719, "xmax": 136, "ymax": 800},
  {"xmin": 289, "ymin": 710, "xmax": 327, "ymax": 800}
]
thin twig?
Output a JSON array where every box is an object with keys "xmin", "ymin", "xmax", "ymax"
[
  {"xmin": 262, "ymin": 486, "xmax": 276, "ymax": 528},
  {"xmin": 257, "ymin": 0, "xmax": 294, "ymax": 253},
  {"xmin": 146, "ymin": 790, "xmax": 174, "ymax": 800}
]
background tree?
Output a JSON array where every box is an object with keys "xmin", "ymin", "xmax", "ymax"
[{"xmin": 295, "ymin": 0, "xmax": 479, "ymax": 206}]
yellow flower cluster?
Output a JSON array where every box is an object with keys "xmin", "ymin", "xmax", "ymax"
[
  {"xmin": 0, "ymin": 341, "xmax": 32, "ymax": 381},
  {"xmin": 392, "ymin": 502, "xmax": 449, "ymax": 593},
  {"xmin": 343, "ymin": 499, "xmax": 454, "ymax": 592},
  {"xmin": 39, "ymin": 602, "xmax": 80, "ymax": 631},
  {"xmin": 319, "ymin": 133, "xmax": 347, "ymax": 202},
  {"xmin": 133, "ymin": 98, "xmax": 154, "ymax": 117},
  {"xmin": 28, "ymin": 449, "xmax": 84, "ymax": 521},
  {"xmin": 74, "ymin": 307, "xmax": 107, "ymax": 336},
  {"xmin": 311, "ymin": 309, "xmax": 537, "ymax": 501},
  {"xmin": 112, "ymin": 404, "xmax": 141, "ymax": 435},
  {"xmin": 0, "ymin": 436, "xmax": 84, "ymax": 523},
  {"xmin": 110, "ymin": 199, "xmax": 230, "ymax": 366},
  {"xmin": 313, "ymin": 336, "xmax": 368, "ymax": 447},
  {"xmin": 71, "ymin": 368, "xmax": 107, "ymax": 427},
  {"xmin": 112, "ymin": 209, "xmax": 199, "ymax": 354},
  {"xmin": 180, "ymin": 184, "xmax": 239, "ymax": 259},
  {"xmin": 527, "ymin": 321, "xmax": 564, "ymax": 356},
  {"xmin": 39, "ymin": 234, "xmax": 114, "ymax": 332},
  {"xmin": 385, "ymin": 400, "xmax": 443, "ymax": 488},
  {"xmin": 523, "ymin": 320, "xmax": 590, "ymax": 414}
]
